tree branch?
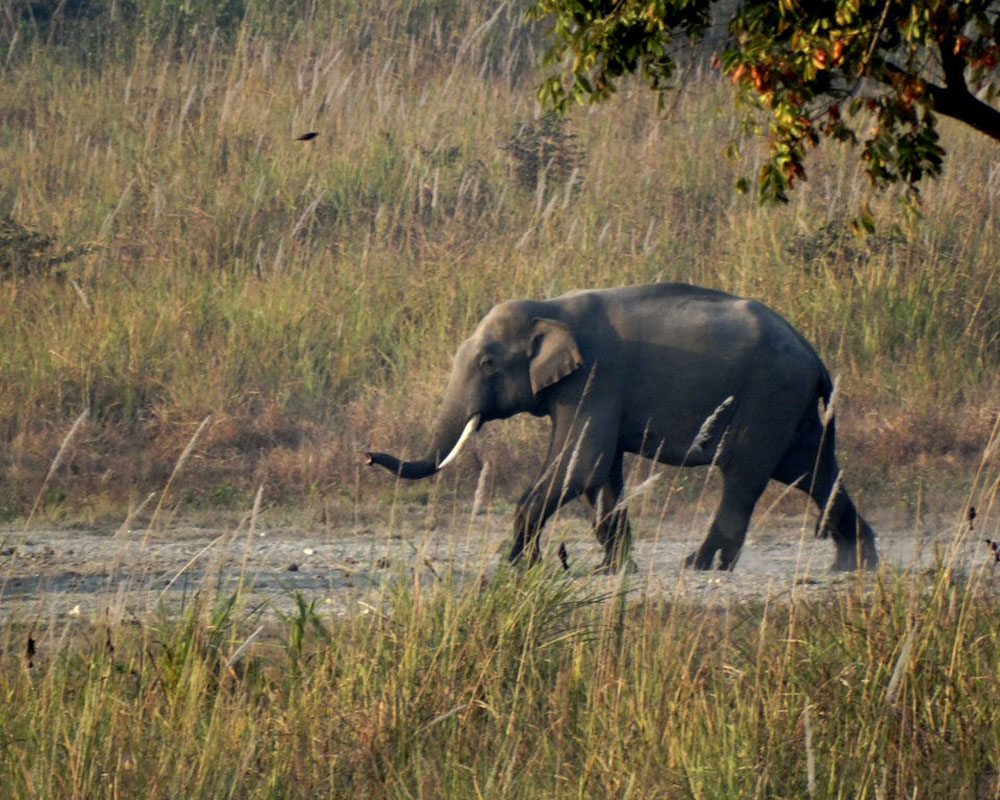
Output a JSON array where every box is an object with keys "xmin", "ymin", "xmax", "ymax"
[
  {"xmin": 924, "ymin": 37, "xmax": 1000, "ymax": 142},
  {"xmin": 925, "ymin": 80, "xmax": 1000, "ymax": 142},
  {"xmin": 884, "ymin": 55, "xmax": 1000, "ymax": 143}
]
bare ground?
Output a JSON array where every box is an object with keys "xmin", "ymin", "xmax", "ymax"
[{"xmin": 0, "ymin": 502, "xmax": 993, "ymax": 624}]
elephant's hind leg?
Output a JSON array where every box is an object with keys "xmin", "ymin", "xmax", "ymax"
[
  {"xmin": 685, "ymin": 474, "xmax": 766, "ymax": 570},
  {"xmin": 771, "ymin": 422, "xmax": 878, "ymax": 570}
]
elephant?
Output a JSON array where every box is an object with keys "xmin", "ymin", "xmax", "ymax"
[{"xmin": 365, "ymin": 282, "xmax": 878, "ymax": 573}]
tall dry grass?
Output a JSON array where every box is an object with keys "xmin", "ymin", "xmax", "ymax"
[
  {"xmin": 0, "ymin": 0, "xmax": 998, "ymax": 518},
  {"xmin": 4, "ymin": 520, "xmax": 1000, "ymax": 798},
  {"xmin": 2, "ymin": 374, "xmax": 999, "ymax": 799}
]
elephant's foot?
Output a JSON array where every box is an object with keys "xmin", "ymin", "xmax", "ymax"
[
  {"xmin": 684, "ymin": 547, "xmax": 715, "ymax": 570},
  {"xmin": 831, "ymin": 539, "xmax": 879, "ymax": 571},
  {"xmin": 717, "ymin": 545, "xmax": 743, "ymax": 571},
  {"xmin": 594, "ymin": 558, "xmax": 638, "ymax": 576},
  {"xmin": 685, "ymin": 545, "xmax": 742, "ymax": 570},
  {"xmin": 507, "ymin": 546, "xmax": 542, "ymax": 569}
]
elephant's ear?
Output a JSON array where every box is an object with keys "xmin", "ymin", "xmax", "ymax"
[{"xmin": 528, "ymin": 318, "xmax": 583, "ymax": 395}]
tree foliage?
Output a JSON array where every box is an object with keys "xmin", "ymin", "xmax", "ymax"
[{"xmin": 531, "ymin": 0, "xmax": 1000, "ymax": 203}]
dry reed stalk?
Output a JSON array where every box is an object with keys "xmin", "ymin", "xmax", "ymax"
[
  {"xmin": 24, "ymin": 408, "xmax": 89, "ymax": 528},
  {"xmin": 822, "ymin": 375, "xmax": 841, "ymax": 426},
  {"xmin": 470, "ymin": 461, "xmax": 490, "ymax": 519},
  {"xmin": 803, "ymin": 697, "xmax": 816, "ymax": 797},
  {"xmin": 611, "ymin": 470, "xmax": 662, "ymax": 516},
  {"xmin": 108, "ymin": 491, "xmax": 158, "ymax": 586},
  {"xmin": 156, "ymin": 528, "xmax": 229, "ymax": 603},
  {"xmin": 238, "ymin": 484, "xmax": 266, "ymax": 581},
  {"xmin": 249, "ymin": 483, "xmax": 264, "ymax": 538},
  {"xmin": 685, "ymin": 395, "xmax": 734, "ymax": 461},
  {"xmin": 144, "ymin": 415, "xmax": 212, "ymax": 540},
  {"xmin": 815, "ymin": 471, "xmax": 843, "ymax": 539},
  {"xmin": 97, "ymin": 178, "xmax": 136, "ymax": 238},
  {"xmin": 113, "ymin": 492, "xmax": 158, "ymax": 539},
  {"xmin": 884, "ymin": 623, "xmax": 918, "ymax": 707},
  {"xmin": 225, "ymin": 624, "xmax": 264, "ymax": 672},
  {"xmin": 561, "ymin": 419, "xmax": 590, "ymax": 501}
]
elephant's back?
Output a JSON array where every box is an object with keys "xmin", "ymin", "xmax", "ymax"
[
  {"xmin": 555, "ymin": 282, "xmax": 738, "ymax": 309},
  {"xmin": 549, "ymin": 282, "xmax": 824, "ymax": 376},
  {"xmin": 607, "ymin": 284, "xmax": 815, "ymax": 354}
]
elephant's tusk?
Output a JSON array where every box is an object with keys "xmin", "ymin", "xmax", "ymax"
[{"xmin": 436, "ymin": 415, "xmax": 480, "ymax": 470}]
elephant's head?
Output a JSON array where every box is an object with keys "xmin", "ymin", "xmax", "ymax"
[{"xmin": 365, "ymin": 301, "xmax": 583, "ymax": 478}]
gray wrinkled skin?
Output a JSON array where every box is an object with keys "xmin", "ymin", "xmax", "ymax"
[{"xmin": 366, "ymin": 283, "xmax": 878, "ymax": 573}]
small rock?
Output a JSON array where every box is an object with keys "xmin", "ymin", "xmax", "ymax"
[{"xmin": 303, "ymin": 547, "xmax": 315, "ymax": 556}]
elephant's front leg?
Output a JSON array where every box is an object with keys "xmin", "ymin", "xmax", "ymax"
[
  {"xmin": 584, "ymin": 452, "xmax": 634, "ymax": 573},
  {"xmin": 508, "ymin": 412, "xmax": 617, "ymax": 567},
  {"xmin": 509, "ymin": 485, "xmax": 576, "ymax": 566}
]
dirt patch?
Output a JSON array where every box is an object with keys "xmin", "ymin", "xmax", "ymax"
[{"xmin": 0, "ymin": 504, "xmax": 993, "ymax": 623}]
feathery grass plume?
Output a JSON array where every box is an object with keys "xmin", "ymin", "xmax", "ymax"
[
  {"xmin": 684, "ymin": 395, "xmax": 734, "ymax": 462},
  {"xmin": 966, "ymin": 411, "xmax": 1000, "ymax": 525},
  {"xmin": 24, "ymin": 408, "xmax": 88, "ymax": 526},
  {"xmin": 470, "ymin": 460, "xmax": 490, "ymax": 519},
  {"xmin": 42, "ymin": 408, "xmax": 88, "ymax": 488},
  {"xmin": 68, "ymin": 278, "xmax": 91, "ymax": 311},
  {"xmin": 224, "ymin": 624, "xmax": 264, "ymax": 673},
  {"xmin": 815, "ymin": 470, "xmax": 843, "ymax": 539},
  {"xmin": 97, "ymin": 178, "xmax": 135, "ymax": 239},
  {"xmin": 145, "ymin": 415, "xmax": 212, "ymax": 538},
  {"xmin": 157, "ymin": 528, "xmax": 230, "ymax": 603},
  {"xmin": 611, "ymin": 470, "xmax": 662, "ymax": 516},
  {"xmin": 106, "ymin": 490, "xmax": 159, "ymax": 587},
  {"xmin": 803, "ymin": 698, "xmax": 816, "ymax": 798},
  {"xmin": 249, "ymin": 483, "xmax": 264, "ymax": 539},
  {"xmin": 418, "ymin": 703, "xmax": 474, "ymax": 734},
  {"xmin": 113, "ymin": 492, "xmax": 157, "ymax": 539},
  {"xmin": 678, "ymin": 419, "xmax": 737, "ymax": 569},
  {"xmin": 884, "ymin": 623, "xmax": 919, "ymax": 707},
  {"xmin": 822, "ymin": 375, "xmax": 841, "ymax": 426},
  {"xmin": 561, "ymin": 419, "xmax": 590, "ymax": 500},
  {"xmin": 983, "ymin": 412, "xmax": 1000, "ymax": 463}
]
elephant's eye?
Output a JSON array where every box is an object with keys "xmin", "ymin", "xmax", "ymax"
[{"xmin": 478, "ymin": 355, "xmax": 497, "ymax": 374}]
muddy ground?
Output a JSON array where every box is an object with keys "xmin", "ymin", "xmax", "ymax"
[{"xmin": 0, "ymin": 502, "xmax": 994, "ymax": 624}]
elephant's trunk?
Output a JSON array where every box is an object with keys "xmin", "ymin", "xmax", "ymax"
[{"xmin": 365, "ymin": 414, "xmax": 479, "ymax": 480}]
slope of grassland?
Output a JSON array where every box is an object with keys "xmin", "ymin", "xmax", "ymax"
[
  {"xmin": 0, "ymin": 0, "xmax": 998, "ymax": 521},
  {"xmin": 3, "ymin": 7, "xmax": 1000, "ymax": 799}
]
